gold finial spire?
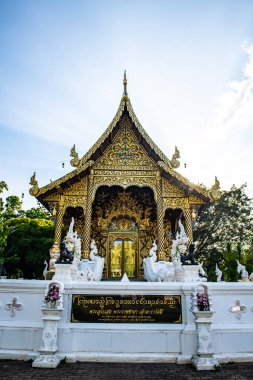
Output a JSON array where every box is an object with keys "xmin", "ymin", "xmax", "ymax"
[{"xmin": 122, "ymin": 70, "xmax": 128, "ymax": 101}]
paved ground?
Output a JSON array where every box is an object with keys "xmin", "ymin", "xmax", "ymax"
[{"xmin": 0, "ymin": 361, "xmax": 253, "ymax": 380}]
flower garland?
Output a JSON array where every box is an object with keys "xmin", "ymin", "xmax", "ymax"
[
  {"xmin": 45, "ymin": 284, "xmax": 60, "ymax": 303},
  {"xmin": 196, "ymin": 292, "xmax": 209, "ymax": 311}
]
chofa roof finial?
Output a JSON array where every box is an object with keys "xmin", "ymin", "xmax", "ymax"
[{"xmin": 122, "ymin": 70, "xmax": 128, "ymax": 101}]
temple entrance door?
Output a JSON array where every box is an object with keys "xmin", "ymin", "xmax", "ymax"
[{"xmin": 109, "ymin": 235, "xmax": 137, "ymax": 279}]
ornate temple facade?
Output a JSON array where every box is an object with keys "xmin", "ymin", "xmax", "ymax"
[{"xmin": 30, "ymin": 74, "xmax": 218, "ymax": 279}]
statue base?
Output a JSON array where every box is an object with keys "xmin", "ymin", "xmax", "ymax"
[
  {"xmin": 33, "ymin": 304, "xmax": 63, "ymax": 368},
  {"xmin": 191, "ymin": 310, "xmax": 220, "ymax": 370},
  {"xmin": 192, "ymin": 354, "xmax": 220, "ymax": 371},
  {"xmin": 32, "ymin": 353, "xmax": 62, "ymax": 368},
  {"xmin": 182, "ymin": 265, "xmax": 203, "ymax": 282},
  {"xmin": 53, "ymin": 264, "xmax": 72, "ymax": 281}
]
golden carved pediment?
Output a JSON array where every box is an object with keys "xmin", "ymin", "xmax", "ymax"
[
  {"xmin": 162, "ymin": 178, "xmax": 184, "ymax": 197},
  {"xmin": 44, "ymin": 194, "xmax": 61, "ymax": 202},
  {"xmin": 189, "ymin": 195, "xmax": 205, "ymax": 205},
  {"xmin": 94, "ymin": 115, "xmax": 156, "ymax": 169},
  {"xmin": 62, "ymin": 195, "xmax": 86, "ymax": 207},
  {"xmin": 163, "ymin": 197, "xmax": 189, "ymax": 211},
  {"xmin": 93, "ymin": 176, "xmax": 157, "ymax": 194},
  {"xmin": 94, "ymin": 169, "xmax": 156, "ymax": 176},
  {"xmin": 63, "ymin": 177, "xmax": 88, "ymax": 196}
]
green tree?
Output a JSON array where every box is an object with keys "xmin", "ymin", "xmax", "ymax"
[
  {"xmin": 194, "ymin": 184, "xmax": 253, "ymax": 281},
  {"xmin": 221, "ymin": 242, "xmax": 240, "ymax": 282},
  {"xmin": 0, "ymin": 181, "xmax": 9, "ymax": 273},
  {"xmin": 3, "ymin": 195, "xmax": 23, "ymax": 219},
  {"xmin": 0, "ymin": 182, "xmax": 55, "ymax": 278},
  {"xmin": 0, "ymin": 181, "xmax": 8, "ymax": 212},
  {"xmin": 25, "ymin": 207, "xmax": 50, "ymax": 219},
  {"xmin": 4, "ymin": 218, "xmax": 54, "ymax": 279},
  {"xmin": 242, "ymin": 237, "xmax": 253, "ymax": 276}
]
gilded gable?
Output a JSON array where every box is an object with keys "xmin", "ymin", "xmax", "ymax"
[
  {"xmin": 189, "ymin": 195, "xmax": 205, "ymax": 205},
  {"xmin": 162, "ymin": 178, "xmax": 184, "ymax": 198},
  {"xmin": 94, "ymin": 115, "xmax": 156, "ymax": 169},
  {"xmin": 63, "ymin": 177, "xmax": 88, "ymax": 196}
]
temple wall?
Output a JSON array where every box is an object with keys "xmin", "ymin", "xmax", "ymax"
[{"xmin": 0, "ymin": 280, "xmax": 252, "ymax": 363}]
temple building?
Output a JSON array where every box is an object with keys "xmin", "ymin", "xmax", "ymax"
[{"xmin": 30, "ymin": 73, "xmax": 219, "ymax": 279}]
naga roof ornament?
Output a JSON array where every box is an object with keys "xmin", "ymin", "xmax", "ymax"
[
  {"xmin": 170, "ymin": 146, "xmax": 180, "ymax": 169},
  {"xmin": 70, "ymin": 144, "xmax": 80, "ymax": 167},
  {"xmin": 29, "ymin": 172, "xmax": 39, "ymax": 196},
  {"xmin": 208, "ymin": 176, "xmax": 221, "ymax": 200}
]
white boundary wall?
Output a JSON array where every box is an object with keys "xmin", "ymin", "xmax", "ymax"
[{"xmin": 0, "ymin": 280, "xmax": 252, "ymax": 363}]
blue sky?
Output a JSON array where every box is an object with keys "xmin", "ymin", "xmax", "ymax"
[{"xmin": 1, "ymin": 0, "xmax": 253, "ymax": 209}]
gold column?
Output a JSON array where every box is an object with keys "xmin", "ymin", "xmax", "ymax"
[
  {"xmin": 80, "ymin": 207, "xmax": 86, "ymax": 258},
  {"xmin": 82, "ymin": 170, "xmax": 94, "ymax": 259},
  {"xmin": 156, "ymin": 172, "xmax": 166, "ymax": 261},
  {"xmin": 183, "ymin": 202, "xmax": 193, "ymax": 242},
  {"xmin": 49, "ymin": 200, "xmax": 65, "ymax": 270}
]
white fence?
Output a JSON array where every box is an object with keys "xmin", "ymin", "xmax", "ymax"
[{"xmin": 0, "ymin": 280, "xmax": 252, "ymax": 364}]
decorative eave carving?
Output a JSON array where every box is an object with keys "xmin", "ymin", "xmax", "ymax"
[
  {"xmin": 194, "ymin": 177, "xmax": 221, "ymax": 201},
  {"xmin": 170, "ymin": 146, "xmax": 180, "ymax": 169},
  {"xmin": 208, "ymin": 176, "xmax": 221, "ymax": 201},
  {"xmin": 189, "ymin": 195, "xmax": 205, "ymax": 205},
  {"xmin": 44, "ymin": 194, "xmax": 61, "ymax": 202},
  {"xmin": 158, "ymin": 161, "xmax": 210, "ymax": 202},
  {"xmin": 162, "ymin": 178, "xmax": 185, "ymax": 198},
  {"xmin": 56, "ymin": 185, "xmax": 64, "ymax": 195},
  {"xmin": 29, "ymin": 172, "xmax": 39, "ymax": 196},
  {"xmin": 33, "ymin": 160, "xmax": 94, "ymax": 198},
  {"xmin": 70, "ymin": 144, "xmax": 80, "ymax": 167}
]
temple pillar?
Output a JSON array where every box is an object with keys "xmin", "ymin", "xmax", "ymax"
[
  {"xmin": 49, "ymin": 200, "xmax": 65, "ymax": 270},
  {"xmin": 183, "ymin": 203, "xmax": 193, "ymax": 242},
  {"xmin": 82, "ymin": 170, "xmax": 94, "ymax": 259},
  {"xmin": 156, "ymin": 172, "xmax": 166, "ymax": 261}
]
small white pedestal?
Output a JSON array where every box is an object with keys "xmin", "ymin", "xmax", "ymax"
[
  {"xmin": 32, "ymin": 307, "xmax": 63, "ymax": 368},
  {"xmin": 191, "ymin": 310, "xmax": 219, "ymax": 370},
  {"xmin": 53, "ymin": 263, "xmax": 72, "ymax": 281},
  {"xmin": 182, "ymin": 265, "xmax": 201, "ymax": 282}
]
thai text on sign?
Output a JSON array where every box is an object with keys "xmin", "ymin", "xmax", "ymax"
[{"xmin": 71, "ymin": 294, "xmax": 182, "ymax": 323}]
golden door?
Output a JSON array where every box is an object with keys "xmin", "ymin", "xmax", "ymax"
[{"xmin": 109, "ymin": 235, "xmax": 137, "ymax": 278}]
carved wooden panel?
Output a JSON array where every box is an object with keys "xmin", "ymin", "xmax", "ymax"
[
  {"xmin": 162, "ymin": 178, "xmax": 184, "ymax": 198},
  {"xmin": 63, "ymin": 177, "xmax": 88, "ymax": 196}
]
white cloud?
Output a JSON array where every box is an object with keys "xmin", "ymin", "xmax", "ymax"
[
  {"xmin": 212, "ymin": 42, "xmax": 253, "ymax": 137},
  {"xmin": 204, "ymin": 42, "xmax": 253, "ymax": 195}
]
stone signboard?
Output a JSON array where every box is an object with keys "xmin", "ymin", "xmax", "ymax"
[{"xmin": 71, "ymin": 294, "xmax": 182, "ymax": 323}]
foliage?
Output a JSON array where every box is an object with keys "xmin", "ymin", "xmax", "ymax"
[
  {"xmin": 0, "ymin": 180, "xmax": 53, "ymax": 278},
  {"xmin": 242, "ymin": 237, "xmax": 253, "ymax": 276},
  {"xmin": 0, "ymin": 215, "xmax": 9, "ymax": 258},
  {"xmin": 3, "ymin": 218, "xmax": 54, "ymax": 279},
  {"xmin": 25, "ymin": 207, "xmax": 50, "ymax": 219},
  {"xmin": 194, "ymin": 184, "xmax": 253, "ymax": 281},
  {"xmin": 0, "ymin": 181, "xmax": 8, "ymax": 212},
  {"xmin": 3, "ymin": 195, "xmax": 23, "ymax": 219},
  {"xmin": 222, "ymin": 243, "xmax": 240, "ymax": 282},
  {"xmin": 0, "ymin": 181, "xmax": 9, "ymax": 263}
]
